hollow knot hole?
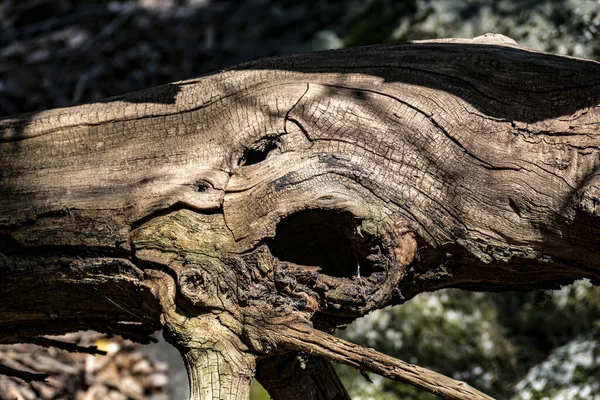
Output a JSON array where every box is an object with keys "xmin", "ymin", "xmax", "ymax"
[
  {"xmin": 267, "ymin": 210, "xmax": 386, "ymax": 279},
  {"xmin": 196, "ymin": 181, "xmax": 210, "ymax": 192},
  {"xmin": 183, "ymin": 271, "xmax": 205, "ymax": 290},
  {"xmin": 239, "ymin": 138, "xmax": 279, "ymax": 166}
]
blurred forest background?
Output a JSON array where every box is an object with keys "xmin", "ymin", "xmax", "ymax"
[{"xmin": 0, "ymin": 0, "xmax": 600, "ymax": 399}]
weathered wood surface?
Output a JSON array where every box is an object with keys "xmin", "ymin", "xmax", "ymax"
[{"xmin": 1, "ymin": 35, "xmax": 600, "ymax": 399}]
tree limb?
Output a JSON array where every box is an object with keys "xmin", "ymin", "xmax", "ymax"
[
  {"xmin": 2, "ymin": 37, "xmax": 600, "ymax": 399},
  {"xmin": 244, "ymin": 317, "xmax": 493, "ymax": 400}
]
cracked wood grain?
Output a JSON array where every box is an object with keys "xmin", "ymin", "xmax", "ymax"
[{"xmin": 1, "ymin": 35, "xmax": 600, "ymax": 399}]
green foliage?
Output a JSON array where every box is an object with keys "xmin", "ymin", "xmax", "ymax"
[
  {"xmin": 338, "ymin": 0, "xmax": 600, "ymax": 60},
  {"xmin": 513, "ymin": 330, "xmax": 600, "ymax": 400}
]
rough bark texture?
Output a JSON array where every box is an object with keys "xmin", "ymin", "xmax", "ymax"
[{"xmin": 1, "ymin": 34, "xmax": 600, "ymax": 399}]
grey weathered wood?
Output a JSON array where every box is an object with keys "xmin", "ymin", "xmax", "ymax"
[{"xmin": 1, "ymin": 35, "xmax": 600, "ymax": 399}]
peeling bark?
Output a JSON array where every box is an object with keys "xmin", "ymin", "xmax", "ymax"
[{"xmin": 2, "ymin": 35, "xmax": 600, "ymax": 399}]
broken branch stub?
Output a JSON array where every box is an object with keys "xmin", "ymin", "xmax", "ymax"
[{"xmin": 2, "ymin": 37, "xmax": 600, "ymax": 399}]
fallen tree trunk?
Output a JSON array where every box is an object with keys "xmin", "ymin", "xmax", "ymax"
[{"xmin": 1, "ymin": 34, "xmax": 600, "ymax": 399}]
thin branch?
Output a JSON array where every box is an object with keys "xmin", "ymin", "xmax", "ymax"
[
  {"xmin": 29, "ymin": 337, "xmax": 107, "ymax": 356},
  {"xmin": 0, "ymin": 362, "xmax": 49, "ymax": 383},
  {"xmin": 277, "ymin": 323, "xmax": 495, "ymax": 400}
]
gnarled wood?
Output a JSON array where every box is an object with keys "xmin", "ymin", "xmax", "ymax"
[{"xmin": 2, "ymin": 35, "xmax": 600, "ymax": 399}]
